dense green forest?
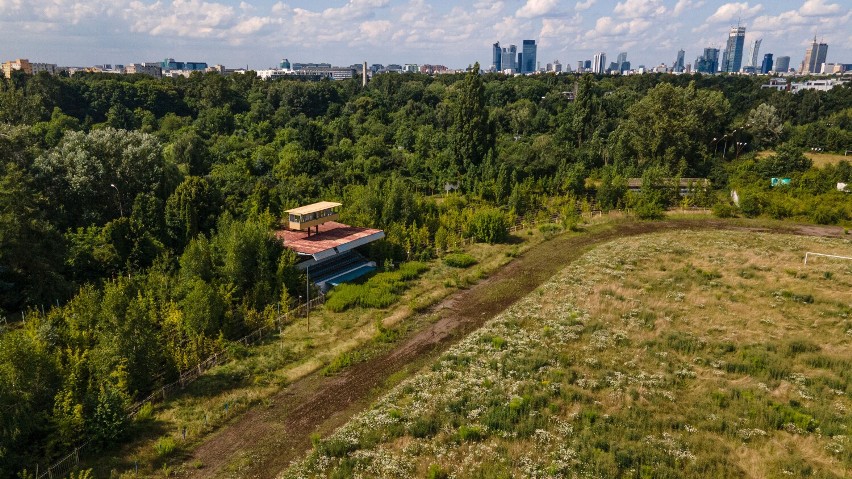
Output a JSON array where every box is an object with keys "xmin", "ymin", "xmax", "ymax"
[{"xmin": 1, "ymin": 64, "xmax": 851, "ymax": 476}]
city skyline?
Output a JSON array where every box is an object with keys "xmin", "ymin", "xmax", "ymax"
[{"xmin": 0, "ymin": 0, "xmax": 849, "ymax": 70}]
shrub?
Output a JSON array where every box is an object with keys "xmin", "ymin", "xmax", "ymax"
[
  {"xmin": 325, "ymin": 262, "xmax": 429, "ymax": 312},
  {"xmin": 538, "ymin": 223, "xmax": 561, "ymax": 239},
  {"xmin": 153, "ymin": 436, "xmax": 177, "ymax": 457},
  {"xmin": 443, "ymin": 253, "xmax": 478, "ymax": 268},
  {"xmin": 457, "ymin": 425, "xmax": 485, "ymax": 442},
  {"xmin": 409, "ymin": 416, "xmax": 440, "ymax": 438},
  {"xmin": 323, "ymin": 351, "xmax": 361, "ymax": 376},
  {"xmin": 426, "ymin": 464, "xmax": 449, "ymax": 479},
  {"xmin": 738, "ymin": 191, "xmax": 763, "ymax": 218},
  {"xmin": 467, "ymin": 208, "xmax": 509, "ymax": 244},
  {"xmin": 712, "ymin": 201, "xmax": 737, "ymax": 218},
  {"xmin": 134, "ymin": 403, "xmax": 154, "ymax": 422}
]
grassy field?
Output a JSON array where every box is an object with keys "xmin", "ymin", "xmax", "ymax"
[
  {"xmin": 286, "ymin": 230, "xmax": 852, "ymax": 478},
  {"xmin": 84, "ymin": 226, "xmax": 554, "ymax": 477},
  {"xmin": 759, "ymin": 150, "xmax": 851, "ymax": 168}
]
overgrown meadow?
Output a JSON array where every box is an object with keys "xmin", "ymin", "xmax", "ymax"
[{"xmin": 285, "ymin": 230, "xmax": 852, "ymax": 478}]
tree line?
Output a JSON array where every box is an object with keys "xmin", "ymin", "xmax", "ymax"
[{"xmin": 1, "ymin": 64, "xmax": 851, "ymax": 476}]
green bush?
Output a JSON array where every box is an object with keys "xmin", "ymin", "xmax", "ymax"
[
  {"xmin": 712, "ymin": 201, "xmax": 737, "ymax": 218},
  {"xmin": 153, "ymin": 436, "xmax": 177, "ymax": 457},
  {"xmin": 426, "ymin": 464, "xmax": 450, "ymax": 479},
  {"xmin": 409, "ymin": 416, "xmax": 440, "ymax": 438},
  {"xmin": 325, "ymin": 262, "xmax": 429, "ymax": 312},
  {"xmin": 443, "ymin": 253, "xmax": 478, "ymax": 268},
  {"xmin": 457, "ymin": 425, "xmax": 485, "ymax": 442},
  {"xmin": 738, "ymin": 191, "xmax": 763, "ymax": 218},
  {"xmin": 538, "ymin": 223, "xmax": 561, "ymax": 239},
  {"xmin": 322, "ymin": 351, "xmax": 362, "ymax": 376},
  {"xmin": 467, "ymin": 208, "xmax": 509, "ymax": 244},
  {"xmin": 134, "ymin": 402, "xmax": 154, "ymax": 422}
]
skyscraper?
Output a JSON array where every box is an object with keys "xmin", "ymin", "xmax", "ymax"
[
  {"xmin": 695, "ymin": 48, "xmax": 720, "ymax": 74},
  {"xmin": 593, "ymin": 52, "xmax": 607, "ymax": 74},
  {"xmin": 521, "ymin": 40, "xmax": 537, "ymax": 74},
  {"xmin": 616, "ymin": 52, "xmax": 628, "ymax": 72},
  {"xmin": 774, "ymin": 56, "xmax": 790, "ymax": 73},
  {"xmin": 760, "ymin": 53, "xmax": 773, "ymax": 74},
  {"xmin": 747, "ymin": 39, "xmax": 762, "ymax": 69},
  {"xmin": 501, "ymin": 45, "xmax": 517, "ymax": 73},
  {"xmin": 492, "ymin": 42, "xmax": 501, "ymax": 72},
  {"xmin": 674, "ymin": 49, "xmax": 685, "ymax": 72},
  {"xmin": 722, "ymin": 25, "xmax": 746, "ymax": 73},
  {"xmin": 800, "ymin": 36, "xmax": 828, "ymax": 73}
]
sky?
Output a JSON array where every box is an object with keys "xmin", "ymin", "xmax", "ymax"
[{"xmin": 0, "ymin": 0, "xmax": 850, "ymax": 70}]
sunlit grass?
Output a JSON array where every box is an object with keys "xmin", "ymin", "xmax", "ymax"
[{"xmin": 287, "ymin": 230, "xmax": 852, "ymax": 479}]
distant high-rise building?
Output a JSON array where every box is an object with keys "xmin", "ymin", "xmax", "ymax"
[
  {"xmin": 695, "ymin": 48, "xmax": 720, "ymax": 74},
  {"xmin": 521, "ymin": 40, "xmax": 537, "ymax": 74},
  {"xmin": 722, "ymin": 26, "xmax": 746, "ymax": 73},
  {"xmin": 774, "ymin": 56, "xmax": 790, "ymax": 73},
  {"xmin": 760, "ymin": 54, "xmax": 773, "ymax": 74},
  {"xmin": 501, "ymin": 45, "xmax": 517, "ymax": 73},
  {"xmin": 674, "ymin": 49, "xmax": 685, "ymax": 72},
  {"xmin": 800, "ymin": 36, "xmax": 828, "ymax": 73},
  {"xmin": 547, "ymin": 60, "xmax": 562, "ymax": 73},
  {"xmin": 747, "ymin": 39, "xmax": 762, "ymax": 69},
  {"xmin": 584, "ymin": 60, "xmax": 592, "ymax": 70},
  {"xmin": 593, "ymin": 52, "xmax": 607, "ymax": 74},
  {"xmin": 280, "ymin": 58, "xmax": 291, "ymax": 70},
  {"xmin": 616, "ymin": 52, "xmax": 628, "ymax": 70},
  {"xmin": 492, "ymin": 42, "xmax": 502, "ymax": 72},
  {"xmin": 577, "ymin": 61, "xmax": 584, "ymax": 72}
]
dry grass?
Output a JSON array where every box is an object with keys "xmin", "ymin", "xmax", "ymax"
[
  {"xmin": 759, "ymin": 150, "xmax": 852, "ymax": 167},
  {"xmin": 288, "ymin": 230, "xmax": 852, "ymax": 478}
]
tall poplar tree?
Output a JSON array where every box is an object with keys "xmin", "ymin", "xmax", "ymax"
[{"xmin": 450, "ymin": 62, "xmax": 492, "ymax": 177}]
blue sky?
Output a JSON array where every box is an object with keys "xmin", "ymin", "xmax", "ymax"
[{"xmin": 0, "ymin": 0, "xmax": 849, "ymax": 70}]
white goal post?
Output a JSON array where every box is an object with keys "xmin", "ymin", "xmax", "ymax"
[{"xmin": 804, "ymin": 252, "xmax": 852, "ymax": 265}]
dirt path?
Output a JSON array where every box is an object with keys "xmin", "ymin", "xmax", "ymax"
[{"xmin": 179, "ymin": 219, "xmax": 844, "ymax": 479}]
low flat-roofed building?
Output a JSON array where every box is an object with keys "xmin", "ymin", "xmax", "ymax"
[{"xmin": 275, "ymin": 201, "xmax": 386, "ymax": 292}]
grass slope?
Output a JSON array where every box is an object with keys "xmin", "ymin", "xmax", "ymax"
[{"xmin": 286, "ymin": 230, "xmax": 852, "ymax": 479}]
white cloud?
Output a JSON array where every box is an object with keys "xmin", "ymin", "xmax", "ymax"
[
  {"xmin": 707, "ymin": 2, "xmax": 763, "ymax": 23},
  {"xmin": 613, "ymin": 0, "xmax": 666, "ymax": 18},
  {"xmin": 270, "ymin": 2, "xmax": 290, "ymax": 15},
  {"xmin": 358, "ymin": 20, "xmax": 392, "ymax": 42},
  {"xmin": 127, "ymin": 0, "xmax": 237, "ymax": 38},
  {"xmin": 575, "ymin": 0, "xmax": 596, "ymax": 11},
  {"xmin": 798, "ymin": 0, "xmax": 842, "ymax": 16},
  {"xmin": 515, "ymin": 0, "xmax": 558, "ymax": 18},
  {"xmin": 672, "ymin": 0, "xmax": 703, "ymax": 16}
]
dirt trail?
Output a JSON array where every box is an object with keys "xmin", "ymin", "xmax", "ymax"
[{"xmin": 179, "ymin": 219, "xmax": 844, "ymax": 479}]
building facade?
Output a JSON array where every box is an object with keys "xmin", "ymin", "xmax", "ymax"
[
  {"xmin": 125, "ymin": 63, "xmax": 162, "ymax": 78},
  {"xmin": 801, "ymin": 37, "xmax": 828, "ymax": 73},
  {"xmin": 501, "ymin": 45, "xmax": 517, "ymax": 73},
  {"xmin": 2, "ymin": 58, "xmax": 32, "ymax": 78},
  {"xmin": 774, "ymin": 56, "xmax": 790, "ymax": 72},
  {"xmin": 521, "ymin": 40, "xmax": 537, "ymax": 74},
  {"xmin": 747, "ymin": 39, "xmax": 762, "ymax": 69},
  {"xmin": 722, "ymin": 26, "xmax": 746, "ymax": 73},
  {"xmin": 593, "ymin": 52, "xmax": 606, "ymax": 74},
  {"xmin": 492, "ymin": 42, "xmax": 502, "ymax": 72},
  {"xmin": 695, "ymin": 48, "xmax": 720, "ymax": 74},
  {"xmin": 673, "ymin": 50, "xmax": 685, "ymax": 72},
  {"xmin": 760, "ymin": 53, "xmax": 774, "ymax": 74}
]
